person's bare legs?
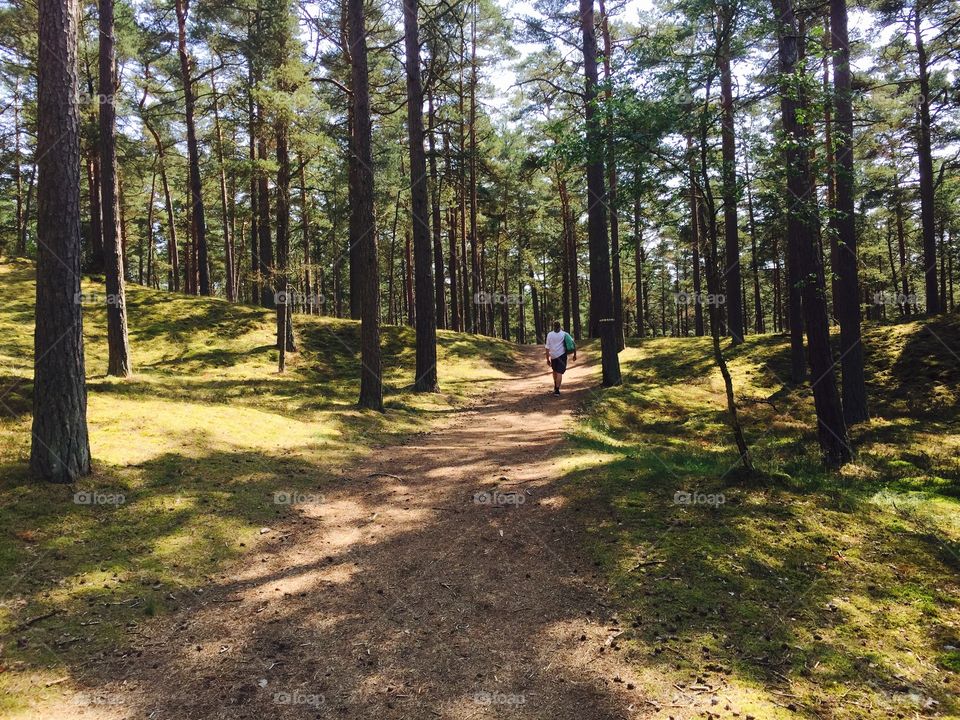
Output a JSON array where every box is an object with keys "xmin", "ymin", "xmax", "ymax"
[{"xmin": 553, "ymin": 370, "xmax": 563, "ymax": 392}]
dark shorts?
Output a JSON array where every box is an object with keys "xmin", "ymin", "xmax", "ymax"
[{"xmin": 550, "ymin": 353, "xmax": 568, "ymax": 374}]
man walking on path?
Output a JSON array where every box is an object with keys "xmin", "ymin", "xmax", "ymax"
[{"xmin": 545, "ymin": 321, "xmax": 576, "ymax": 395}]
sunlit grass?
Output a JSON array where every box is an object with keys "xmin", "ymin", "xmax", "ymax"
[
  {"xmin": 566, "ymin": 324, "xmax": 960, "ymax": 718},
  {"xmin": 0, "ymin": 259, "xmax": 519, "ymax": 715}
]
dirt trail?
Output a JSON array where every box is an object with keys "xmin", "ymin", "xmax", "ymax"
[{"xmin": 48, "ymin": 348, "xmax": 657, "ymax": 719}]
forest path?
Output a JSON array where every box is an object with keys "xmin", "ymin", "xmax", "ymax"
[{"xmin": 54, "ymin": 347, "xmax": 659, "ymax": 719}]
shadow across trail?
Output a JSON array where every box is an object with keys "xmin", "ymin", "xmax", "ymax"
[{"xmin": 39, "ymin": 347, "xmax": 655, "ymax": 720}]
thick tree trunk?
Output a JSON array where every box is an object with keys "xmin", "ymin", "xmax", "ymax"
[
  {"xmin": 913, "ymin": 9, "xmax": 940, "ymax": 314},
  {"xmin": 599, "ymin": 0, "xmax": 624, "ymax": 349},
  {"xmin": 348, "ymin": 0, "xmax": 383, "ymax": 410},
  {"xmin": 98, "ymin": 0, "xmax": 132, "ymax": 377},
  {"xmin": 32, "ymin": 0, "xmax": 92, "ymax": 482},
  {"xmin": 831, "ymin": 0, "xmax": 868, "ymax": 424},
  {"xmin": 580, "ymin": 0, "xmax": 621, "ymax": 386},
  {"xmin": 174, "ymin": 0, "xmax": 210, "ymax": 295},
  {"xmin": 404, "ymin": 0, "xmax": 439, "ymax": 390},
  {"xmin": 773, "ymin": 0, "xmax": 851, "ymax": 467}
]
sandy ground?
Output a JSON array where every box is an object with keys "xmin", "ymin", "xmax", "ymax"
[{"xmin": 34, "ymin": 348, "xmax": 664, "ymax": 719}]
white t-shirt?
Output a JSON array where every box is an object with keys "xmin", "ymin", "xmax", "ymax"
[{"xmin": 545, "ymin": 330, "xmax": 567, "ymax": 359}]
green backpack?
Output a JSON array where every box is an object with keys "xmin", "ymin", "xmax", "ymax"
[{"xmin": 563, "ymin": 332, "xmax": 575, "ymax": 353}]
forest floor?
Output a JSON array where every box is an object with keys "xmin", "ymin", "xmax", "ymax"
[{"xmin": 2, "ymin": 260, "xmax": 959, "ymax": 719}]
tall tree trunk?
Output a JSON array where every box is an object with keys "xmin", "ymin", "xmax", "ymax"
[
  {"xmin": 831, "ymin": 0, "xmax": 868, "ymax": 424},
  {"xmin": 580, "ymin": 0, "xmax": 621, "ymax": 386},
  {"xmin": 174, "ymin": 0, "xmax": 210, "ymax": 295},
  {"xmin": 743, "ymin": 142, "xmax": 764, "ymax": 333},
  {"xmin": 146, "ymin": 161, "xmax": 157, "ymax": 288},
  {"xmin": 247, "ymin": 44, "xmax": 260, "ymax": 305},
  {"xmin": 427, "ymin": 88, "xmax": 446, "ymax": 329},
  {"xmin": 405, "ymin": 230, "xmax": 414, "ymax": 325},
  {"xmin": 32, "ymin": 0, "xmax": 91, "ymax": 482},
  {"xmin": 299, "ymin": 162, "xmax": 314, "ymax": 313},
  {"xmin": 404, "ymin": 0, "xmax": 439, "ymax": 390},
  {"xmin": 688, "ymin": 134, "xmax": 705, "ymax": 336},
  {"xmin": 13, "ymin": 78, "xmax": 24, "ymax": 255},
  {"xmin": 275, "ymin": 117, "xmax": 293, "ymax": 367},
  {"xmin": 719, "ymin": 16, "xmax": 744, "ymax": 344},
  {"xmin": 913, "ymin": 8, "xmax": 940, "ymax": 314},
  {"xmin": 894, "ymin": 190, "xmax": 911, "ymax": 316},
  {"xmin": 559, "ymin": 176, "xmax": 582, "ymax": 340},
  {"xmin": 257, "ymin": 131, "xmax": 274, "ymax": 308},
  {"xmin": 558, "ymin": 169, "xmax": 571, "ymax": 333},
  {"xmin": 599, "ymin": 0, "xmax": 624, "ymax": 349},
  {"xmin": 773, "ymin": 0, "xmax": 851, "ymax": 467},
  {"xmin": 86, "ymin": 148, "xmax": 105, "ymax": 272},
  {"xmin": 99, "ymin": 0, "xmax": 132, "ymax": 377},
  {"xmin": 634, "ymin": 195, "xmax": 645, "ymax": 337},
  {"xmin": 823, "ymin": 13, "xmax": 839, "ymax": 317},
  {"xmin": 468, "ymin": 0, "xmax": 480, "ymax": 335},
  {"xmin": 348, "ymin": 0, "xmax": 383, "ymax": 410},
  {"xmin": 212, "ymin": 69, "xmax": 236, "ymax": 302}
]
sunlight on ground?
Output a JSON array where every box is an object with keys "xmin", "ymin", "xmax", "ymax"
[
  {"xmin": 562, "ymin": 330, "xmax": 960, "ymax": 718},
  {"xmin": 0, "ymin": 261, "xmax": 519, "ymax": 716}
]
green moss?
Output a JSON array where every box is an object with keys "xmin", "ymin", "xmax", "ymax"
[
  {"xmin": 0, "ymin": 260, "xmax": 520, "ymax": 710},
  {"xmin": 566, "ymin": 327, "xmax": 960, "ymax": 717}
]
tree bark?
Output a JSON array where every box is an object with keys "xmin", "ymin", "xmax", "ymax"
[
  {"xmin": 830, "ymin": 0, "xmax": 868, "ymax": 424},
  {"xmin": 599, "ymin": 0, "xmax": 624, "ymax": 349},
  {"xmin": 212, "ymin": 69, "xmax": 236, "ymax": 302},
  {"xmin": 403, "ymin": 0, "xmax": 439, "ymax": 390},
  {"xmin": 174, "ymin": 0, "xmax": 210, "ymax": 295},
  {"xmin": 913, "ymin": 7, "xmax": 940, "ymax": 314},
  {"xmin": 580, "ymin": 0, "xmax": 621, "ymax": 386},
  {"xmin": 98, "ymin": 0, "xmax": 132, "ymax": 377},
  {"xmin": 773, "ymin": 0, "xmax": 851, "ymax": 467},
  {"xmin": 348, "ymin": 0, "xmax": 383, "ymax": 410},
  {"xmin": 427, "ymin": 88, "xmax": 446, "ymax": 330},
  {"xmin": 718, "ymin": 14, "xmax": 744, "ymax": 344},
  {"xmin": 32, "ymin": 0, "xmax": 92, "ymax": 482}
]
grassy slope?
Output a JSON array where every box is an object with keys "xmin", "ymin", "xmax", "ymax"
[
  {"xmin": 0, "ymin": 260, "xmax": 518, "ymax": 713},
  {"xmin": 565, "ymin": 318, "xmax": 960, "ymax": 718}
]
